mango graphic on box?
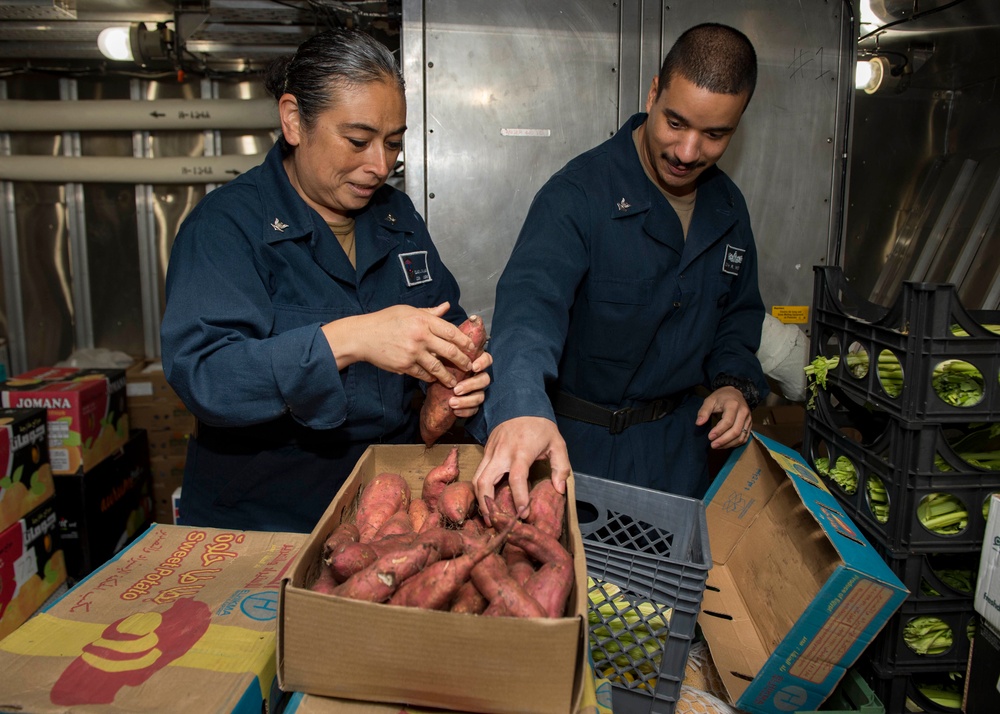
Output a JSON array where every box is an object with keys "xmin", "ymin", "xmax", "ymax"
[
  {"xmin": 0, "ymin": 410, "xmax": 55, "ymax": 531},
  {"xmin": 51, "ymin": 597, "xmax": 212, "ymax": 705}
]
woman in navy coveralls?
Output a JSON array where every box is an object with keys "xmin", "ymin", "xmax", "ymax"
[{"xmin": 161, "ymin": 30, "xmax": 491, "ymax": 532}]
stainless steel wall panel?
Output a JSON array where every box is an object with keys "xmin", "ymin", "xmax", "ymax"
[
  {"xmin": 657, "ymin": 1, "xmax": 852, "ymax": 313},
  {"xmin": 405, "ymin": 0, "xmax": 621, "ymax": 322},
  {"xmin": 405, "ymin": 0, "xmax": 850, "ymax": 324}
]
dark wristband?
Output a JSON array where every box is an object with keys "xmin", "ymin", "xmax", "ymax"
[{"xmin": 711, "ymin": 374, "xmax": 760, "ymax": 411}]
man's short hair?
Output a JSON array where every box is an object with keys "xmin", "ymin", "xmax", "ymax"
[{"xmin": 657, "ymin": 23, "xmax": 758, "ymax": 107}]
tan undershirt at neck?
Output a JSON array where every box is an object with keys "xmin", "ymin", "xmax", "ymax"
[
  {"xmin": 327, "ymin": 217, "xmax": 357, "ymax": 268},
  {"xmin": 633, "ymin": 127, "xmax": 696, "ymax": 239}
]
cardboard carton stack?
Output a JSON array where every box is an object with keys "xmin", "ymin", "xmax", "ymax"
[
  {"xmin": 0, "ymin": 407, "xmax": 68, "ymax": 641},
  {"xmin": 2, "ymin": 367, "xmax": 152, "ymax": 583},
  {"xmin": 125, "ymin": 359, "xmax": 195, "ymax": 524},
  {"xmin": 802, "ymin": 265, "xmax": 1000, "ymax": 712}
]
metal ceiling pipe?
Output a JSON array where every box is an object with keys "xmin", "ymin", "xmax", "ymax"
[
  {"xmin": 0, "ymin": 154, "xmax": 265, "ymax": 184},
  {"xmin": 0, "ymin": 99, "xmax": 279, "ymax": 132}
]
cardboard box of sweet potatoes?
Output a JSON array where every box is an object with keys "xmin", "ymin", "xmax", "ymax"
[{"xmin": 277, "ymin": 443, "xmax": 589, "ymax": 714}]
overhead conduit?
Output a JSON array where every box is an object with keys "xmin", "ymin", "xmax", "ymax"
[
  {"xmin": 0, "ymin": 154, "xmax": 266, "ymax": 183},
  {"xmin": 0, "ymin": 99, "xmax": 278, "ymax": 132},
  {"xmin": 0, "ymin": 98, "xmax": 276, "ymax": 183}
]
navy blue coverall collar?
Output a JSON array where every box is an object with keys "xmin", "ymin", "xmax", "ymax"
[
  {"xmin": 607, "ymin": 113, "xmax": 739, "ymax": 273},
  {"xmin": 254, "ymin": 140, "xmax": 419, "ymax": 285}
]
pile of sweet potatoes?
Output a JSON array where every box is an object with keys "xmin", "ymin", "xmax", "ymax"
[{"xmin": 309, "ymin": 446, "xmax": 575, "ymax": 619}]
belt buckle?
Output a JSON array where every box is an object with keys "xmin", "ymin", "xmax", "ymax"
[
  {"xmin": 651, "ymin": 399, "xmax": 668, "ymax": 420},
  {"xmin": 609, "ymin": 408, "xmax": 631, "ymax": 435}
]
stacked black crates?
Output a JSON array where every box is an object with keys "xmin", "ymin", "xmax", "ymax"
[{"xmin": 802, "ymin": 266, "xmax": 1000, "ymax": 713}]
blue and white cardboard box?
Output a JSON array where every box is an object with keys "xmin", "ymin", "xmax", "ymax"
[{"xmin": 698, "ymin": 433, "xmax": 908, "ymax": 714}]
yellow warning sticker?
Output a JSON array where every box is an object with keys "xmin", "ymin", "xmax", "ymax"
[{"xmin": 772, "ymin": 306, "xmax": 809, "ymax": 324}]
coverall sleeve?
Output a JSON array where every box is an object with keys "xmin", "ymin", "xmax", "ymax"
[
  {"xmin": 161, "ymin": 199, "xmax": 347, "ymax": 430},
  {"xmin": 484, "ymin": 178, "xmax": 591, "ymax": 430}
]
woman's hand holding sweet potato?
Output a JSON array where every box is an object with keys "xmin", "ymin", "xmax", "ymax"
[{"xmin": 322, "ymin": 302, "xmax": 475, "ymax": 387}]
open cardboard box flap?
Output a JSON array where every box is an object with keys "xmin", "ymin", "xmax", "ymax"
[
  {"xmin": 278, "ymin": 444, "xmax": 589, "ymax": 714},
  {"xmin": 698, "ymin": 434, "xmax": 908, "ymax": 714}
]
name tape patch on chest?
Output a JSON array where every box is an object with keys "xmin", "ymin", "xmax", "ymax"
[
  {"xmin": 722, "ymin": 244, "xmax": 745, "ymax": 276},
  {"xmin": 399, "ymin": 251, "xmax": 432, "ymax": 286}
]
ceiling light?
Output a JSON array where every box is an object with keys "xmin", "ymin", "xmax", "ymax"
[
  {"xmin": 97, "ymin": 26, "xmax": 133, "ymax": 62},
  {"xmin": 856, "ymin": 56, "xmax": 888, "ymax": 94}
]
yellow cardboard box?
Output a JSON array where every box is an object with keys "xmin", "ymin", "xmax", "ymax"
[{"xmin": 0, "ymin": 524, "xmax": 306, "ymax": 712}]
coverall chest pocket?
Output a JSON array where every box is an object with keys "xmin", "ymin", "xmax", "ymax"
[{"xmin": 582, "ymin": 277, "xmax": 655, "ymax": 365}]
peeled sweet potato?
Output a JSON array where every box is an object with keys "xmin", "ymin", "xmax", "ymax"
[
  {"xmin": 419, "ymin": 315, "xmax": 488, "ymax": 446},
  {"xmin": 356, "ymin": 472, "xmax": 411, "ymax": 543},
  {"xmin": 421, "ymin": 446, "xmax": 460, "ymax": 508}
]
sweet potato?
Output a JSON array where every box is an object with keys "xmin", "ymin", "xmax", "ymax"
[
  {"xmin": 332, "ymin": 541, "xmax": 441, "ymax": 603},
  {"xmin": 489, "ymin": 501, "xmax": 572, "ymax": 567},
  {"xmin": 438, "ymin": 480, "xmax": 477, "ymax": 526},
  {"xmin": 328, "ymin": 542, "xmax": 380, "ymax": 583},
  {"xmin": 407, "ymin": 497, "xmax": 434, "ymax": 532},
  {"xmin": 310, "ymin": 562, "xmax": 339, "ymax": 595},
  {"xmin": 524, "ymin": 559, "xmax": 574, "ymax": 618},
  {"xmin": 356, "ymin": 472, "xmax": 411, "ymax": 543},
  {"xmin": 388, "ymin": 504, "xmax": 516, "ymax": 610},
  {"xmin": 419, "ymin": 315, "xmax": 488, "ymax": 446},
  {"xmin": 420, "ymin": 446, "xmax": 460, "ymax": 508},
  {"xmin": 450, "ymin": 581, "xmax": 488, "ymax": 615},
  {"xmin": 413, "ymin": 527, "xmax": 466, "ymax": 559},
  {"xmin": 526, "ymin": 479, "xmax": 566, "ymax": 538},
  {"xmin": 369, "ymin": 533, "xmax": 416, "ymax": 557},
  {"xmin": 374, "ymin": 510, "xmax": 414, "ymax": 540},
  {"xmin": 321, "ymin": 522, "xmax": 360, "ymax": 566},
  {"xmin": 471, "ymin": 553, "xmax": 546, "ymax": 618}
]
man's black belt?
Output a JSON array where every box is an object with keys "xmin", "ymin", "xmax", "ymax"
[{"xmin": 551, "ymin": 391, "xmax": 686, "ymax": 435}]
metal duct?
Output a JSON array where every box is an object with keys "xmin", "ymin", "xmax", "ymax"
[
  {"xmin": 0, "ymin": 99, "xmax": 278, "ymax": 131},
  {"xmin": 0, "ymin": 154, "xmax": 265, "ymax": 183}
]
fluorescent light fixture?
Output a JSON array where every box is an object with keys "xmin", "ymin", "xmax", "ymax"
[{"xmin": 97, "ymin": 26, "xmax": 133, "ymax": 62}]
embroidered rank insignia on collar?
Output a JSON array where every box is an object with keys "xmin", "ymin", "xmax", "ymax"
[
  {"xmin": 616, "ymin": 197, "xmax": 631, "ymax": 211},
  {"xmin": 722, "ymin": 244, "xmax": 745, "ymax": 276},
  {"xmin": 398, "ymin": 250, "xmax": 432, "ymax": 286},
  {"xmin": 270, "ymin": 217, "xmax": 288, "ymax": 232}
]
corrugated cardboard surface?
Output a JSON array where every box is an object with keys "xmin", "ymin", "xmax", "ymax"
[
  {"xmin": 0, "ymin": 524, "xmax": 306, "ymax": 713},
  {"xmin": 278, "ymin": 444, "xmax": 588, "ymax": 714},
  {"xmin": 699, "ymin": 434, "xmax": 908, "ymax": 714},
  {"xmin": 975, "ymin": 493, "xmax": 1000, "ymax": 632}
]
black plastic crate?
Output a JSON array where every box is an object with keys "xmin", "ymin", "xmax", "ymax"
[
  {"xmin": 803, "ymin": 389, "xmax": 1000, "ymax": 553},
  {"xmin": 875, "ymin": 546, "xmax": 979, "ymax": 605},
  {"xmin": 861, "ymin": 598, "xmax": 978, "ymax": 672},
  {"xmin": 573, "ymin": 471, "xmax": 711, "ymax": 714},
  {"xmin": 811, "ymin": 265, "xmax": 1000, "ymax": 423},
  {"xmin": 859, "ymin": 659, "xmax": 966, "ymax": 713}
]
